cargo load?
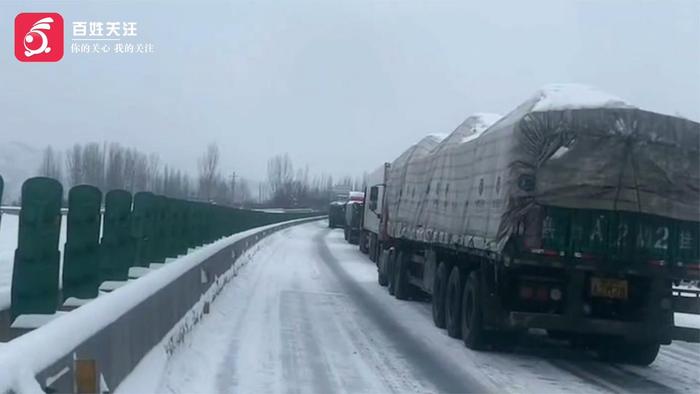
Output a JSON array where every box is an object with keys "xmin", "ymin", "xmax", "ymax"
[{"xmin": 385, "ymin": 84, "xmax": 699, "ymax": 274}]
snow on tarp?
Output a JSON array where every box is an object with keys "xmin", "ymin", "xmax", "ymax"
[
  {"xmin": 431, "ymin": 113, "xmax": 502, "ymax": 149},
  {"xmin": 385, "ymin": 86, "xmax": 700, "ymax": 252},
  {"xmin": 531, "ymin": 83, "xmax": 633, "ymax": 112},
  {"xmin": 0, "ymin": 217, "xmax": 320, "ymax": 394}
]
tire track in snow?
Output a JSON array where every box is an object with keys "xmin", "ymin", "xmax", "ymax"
[{"xmin": 314, "ymin": 229, "xmax": 491, "ymax": 394}]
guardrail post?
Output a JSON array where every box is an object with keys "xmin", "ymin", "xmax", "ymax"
[
  {"xmin": 11, "ymin": 177, "xmax": 63, "ymax": 319},
  {"xmin": 62, "ymin": 185, "xmax": 103, "ymax": 300},
  {"xmin": 152, "ymin": 195, "xmax": 168, "ymax": 263},
  {"xmin": 175, "ymin": 199, "xmax": 188, "ymax": 255},
  {"xmin": 100, "ymin": 190, "xmax": 134, "ymax": 282},
  {"xmin": 132, "ymin": 192, "xmax": 156, "ymax": 267}
]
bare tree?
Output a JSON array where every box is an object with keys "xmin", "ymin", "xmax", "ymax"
[
  {"xmin": 267, "ymin": 153, "xmax": 294, "ymax": 199},
  {"xmin": 82, "ymin": 142, "xmax": 105, "ymax": 190},
  {"xmin": 65, "ymin": 144, "xmax": 83, "ymax": 187},
  {"xmin": 146, "ymin": 153, "xmax": 160, "ymax": 191},
  {"xmin": 235, "ymin": 178, "xmax": 252, "ymax": 203},
  {"xmin": 198, "ymin": 143, "xmax": 220, "ymax": 201},
  {"xmin": 39, "ymin": 146, "xmax": 62, "ymax": 181},
  {"xmin": 105, "ymin": 143, "xmax": 125, "ymax": 190}
]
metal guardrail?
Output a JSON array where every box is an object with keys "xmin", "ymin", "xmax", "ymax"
[{"xmin": 0, "ymin": 216, "xmax": 324, "ymax": 394}]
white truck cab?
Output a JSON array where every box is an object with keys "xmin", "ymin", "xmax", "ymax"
[{"xmin": 360, "ymin": 163, "xmax": 389, "ymax": 261}]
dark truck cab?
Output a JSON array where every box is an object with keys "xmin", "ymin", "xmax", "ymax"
[
  {"xmin": 328, "ymin": 201, "xmax": 346, "ymax": 229},
  {"xmin": 344, "ymin": 201, "xmax": 364, "ymax": 244}
]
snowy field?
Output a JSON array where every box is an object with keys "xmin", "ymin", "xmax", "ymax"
[
  {"xmin": 0, "ymin": 214, "xmax": 67, "ymax": 311},
  {"xmin": 121, "ymin": 221, "xmax": 700, "ymax": 394}
]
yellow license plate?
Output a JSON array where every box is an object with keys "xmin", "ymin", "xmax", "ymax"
[{"xmin": 590, "ymin": 277, "xmax": 628, "ymax": 300}]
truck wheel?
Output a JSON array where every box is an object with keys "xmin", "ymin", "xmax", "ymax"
[
  {"xmin": 369, "ymin": 236, "xmax": 377, "ymax": 262},
  {"xmin": 394, "ymin": 251, "xmax": 413, "ymax": 300},
  {"xmin": 598, "ymin": 341, "xmax": 660, "ymax": 366},
  {"xmin": 445, "ymin": 266, "xmax": 464, "ymax": 338},
  {"xmin": 378, "ymin": 249, "xmax": 389, "ymax": 286},
  {"xmin": 432, "ymin": 262, "xmax": 448, "ymax": 329},
  {"xmin": 359, "ymin": 232, "xmax": 368, "ymax": 253},
  {"xmin": 387, "ymin": 250, "xmax": 397, "ymax": 295},
  {"xmin": 461, "ymin": 271, "xmax": 487, "ymax": 349},
  {"xmin": 623, "ymin": 342, "xmax": 660, "ymax": 366}
]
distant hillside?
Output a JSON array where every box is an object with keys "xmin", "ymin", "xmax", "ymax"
[{"xmin": 0, "ymin": 141, "xmax": 41, "ymax": 204}]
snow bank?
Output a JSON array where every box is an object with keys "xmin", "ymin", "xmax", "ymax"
[
  {"xmin": 115, "ymin": 235, "xmax": 272, "ymax": 394},
  {"xmin": 531, "ymin": 83, "xmax": 633, "ymax": 112},
  {"xmin": 0, "ymin": 216, "xmax": 321, "ymax": 394}
]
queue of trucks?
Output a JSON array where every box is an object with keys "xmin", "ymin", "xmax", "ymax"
[{"xmin": 336, "ymin": 84, "xmax": 700, "ymax": 365}]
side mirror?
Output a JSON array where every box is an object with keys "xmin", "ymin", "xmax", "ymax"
[{"xmin": 369, "ymin": 201, "xmax": 377, "ymax": 212}]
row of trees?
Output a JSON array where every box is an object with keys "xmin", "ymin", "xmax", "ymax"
[
  {"xmin": 265, "ymin": 153, "xmax": 366, "ymax": 209},
  {"xmin": 38, "ymin": 142, "xmax": 251, "ymax": 205},
  {"xmin": 37, "ymin": 143, "xmax": 364, "ymax": 209}
]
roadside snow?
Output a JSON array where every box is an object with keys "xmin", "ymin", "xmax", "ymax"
[
  {"xmin": 11, "ymin": 313, "xmax": 66, "ymax": 330},
  {"xmin": 531, "ymin": 83, "xmax": 633, "ymax": 112},
  {"xmin": 115, "ymin": 234, "xmax": 278, "ymax": 394}
]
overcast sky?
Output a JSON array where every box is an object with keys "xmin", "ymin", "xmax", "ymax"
[{"xmin": 1, "ymin": 0, "xmax": 698, "ymax": 182}]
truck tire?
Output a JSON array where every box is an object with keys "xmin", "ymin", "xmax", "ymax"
[
  {"xmin": 623, "ymin": 342, "xmax": 660, "ymax": 366},
  {"xmin": 461, "ymin": 271, "xmax": 487, "ymax": 350},
  {"xmin": 378, "ymin": 249, "xmax": 389, "ymax": 286},
  {"xmin": 445, "ymin": 266, "xmax": 464, "ymax": 338},
  {"xmin": 598, "ymin": 341, "xmax": 660, "ymax": 366},
  {"xmin": 387, "ymin": 250, "xmax": 397, "ymax": 295},
  {"xmin": 432, "ymin": 262, "xmax": 448, "ymax": 329},
  {"xmin": 359, "ymin": 232, "xmax": 369, "ymax": 253},
  {"xmin": 369, "ymin": 236, "xmax": 377, "ymax": 262},
  {"xmin": 394, "ymin": 251, "xmax": 413, "ymax": 300}
]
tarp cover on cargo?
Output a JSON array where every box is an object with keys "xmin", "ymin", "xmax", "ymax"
[{"xmin": 385, "ymin": 85, "xmax": 700, "ymax": 252}]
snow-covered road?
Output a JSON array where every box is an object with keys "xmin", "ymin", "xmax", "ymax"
[{"xmin": 134, "ymin": 221, "xmax": 700, "ymax": 394}]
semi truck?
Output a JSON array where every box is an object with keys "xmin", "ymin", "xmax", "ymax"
[{"xmin": 364, "ymin": 85, "xmax": 700, "ymax": 365}]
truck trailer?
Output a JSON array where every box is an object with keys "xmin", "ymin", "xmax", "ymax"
[{"xmin": 365, "ymin": 85, "xmax": 700, "ymax": 365}]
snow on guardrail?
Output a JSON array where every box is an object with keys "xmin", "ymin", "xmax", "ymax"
[{"xmin": 0, "ymin": 216, "xmax": 323, "ymax": 393}]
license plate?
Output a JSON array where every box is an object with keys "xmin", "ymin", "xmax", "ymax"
[{"xmin": 590, "ymin": 277, "xmax": 628, "ymax": 300}]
